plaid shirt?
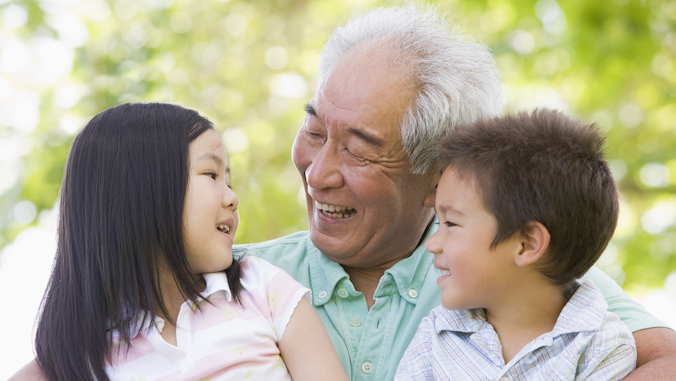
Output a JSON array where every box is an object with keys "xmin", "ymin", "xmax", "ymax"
[{"xmin": 396, "ymin": 280, "xmax": 636, "ymax": 380}]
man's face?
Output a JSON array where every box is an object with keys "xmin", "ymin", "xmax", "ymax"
[{"xmin": 291, "ymin": 45, "xmax": 437, "ymax": 269}]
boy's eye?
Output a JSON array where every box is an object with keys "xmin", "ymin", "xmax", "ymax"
[{"xmin": 444, "ymin": 221, "xmax": 457, "ymax": 227}]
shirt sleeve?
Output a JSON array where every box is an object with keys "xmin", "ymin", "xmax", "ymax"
[
  {"xmin": 575, "ymin": 306, "xmax": 637, "ymax": 381},
  {"xmin": 581, "ymin": 266, "xmax": 669, "ymax": 332},
  {"xmin": 576, "ymin": 343, "xmax": 636, "ymax": 381},
  {"xmin": 239, "ymin": 256, "xmax": 310, "ymax": 341},
  {"xmin": 395, "ymin": 316, "xmax": 435, "ymax": 381}
]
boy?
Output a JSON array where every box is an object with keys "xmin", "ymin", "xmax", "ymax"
[{"xmin": 396, "ymin": 109, "xmax": 636, "ymax": 380}]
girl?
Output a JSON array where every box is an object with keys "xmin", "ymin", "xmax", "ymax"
[{"xmin": 23, "ymin": 103, "xmax": 347, "ymax": 381}]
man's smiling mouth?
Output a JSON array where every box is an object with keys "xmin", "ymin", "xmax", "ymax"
[{"xmin": 314, "ymin": 201, "xmax": 357, "ymax": 218}]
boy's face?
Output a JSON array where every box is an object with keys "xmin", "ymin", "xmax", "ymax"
[{"xmin": 426, "ymin": 166, "xmax": 522, "ymax": 311}]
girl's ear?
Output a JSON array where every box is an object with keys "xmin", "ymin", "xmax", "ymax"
[{"xmin": 514, "ymin": 221, "xmax": 550, "ymax": 267}]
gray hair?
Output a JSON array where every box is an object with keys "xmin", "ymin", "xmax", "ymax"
[{"xmin": 317, "ymin": 4, "xmax": 502, "ymax": 174}]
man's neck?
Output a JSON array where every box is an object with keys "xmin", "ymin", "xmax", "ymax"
[
  {"xmin": 342, "ymin": 216, "xmax": 435, "ymax": 309},
  {"xmin": 485, "ymin": 279, "xmax": 568, "ymax": 363},
  {"xmin": 343, "ymin": 266, "xmax": 384, "ymax": 309}
]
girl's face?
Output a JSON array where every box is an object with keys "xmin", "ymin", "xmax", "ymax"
[{"xmin": 183, "ymin": 129, "xmax": 239, "ymax": 277}]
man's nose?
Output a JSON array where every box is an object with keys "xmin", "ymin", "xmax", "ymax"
[{"xmin": 305, "ymin": 143, "xmax": 344, "ymax": 190}]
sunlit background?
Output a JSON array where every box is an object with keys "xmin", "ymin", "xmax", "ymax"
[{"xmin": 1, "ymin": 0, "xmax": 675, "ymax": 377}]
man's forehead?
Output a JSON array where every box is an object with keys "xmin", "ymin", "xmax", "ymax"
[{"xmin": 306, "ymin": 99, "xmax": 395, "ymax": 149}]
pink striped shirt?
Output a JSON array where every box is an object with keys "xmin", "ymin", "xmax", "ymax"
[{"xmin": 106, "ymin": 256, "xmax": 309, "ymax": 380}]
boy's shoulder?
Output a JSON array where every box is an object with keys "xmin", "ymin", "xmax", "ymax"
[
  {"xmin": 558, "ymin": 280, "xmax": 631, "ymax": 337},
  {"xmin": 569, "ymin": 280, "xmax": 635, "ymax": 345}
]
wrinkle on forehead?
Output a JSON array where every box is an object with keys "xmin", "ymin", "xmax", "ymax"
[{"xmin": 310, "ymin": 42, "xmax": 418, "ymax": 169}]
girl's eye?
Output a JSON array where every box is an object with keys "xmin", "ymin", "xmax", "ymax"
[{"xmin": 206, "ymin": 172, "xmax": 217, "ymax": 180}]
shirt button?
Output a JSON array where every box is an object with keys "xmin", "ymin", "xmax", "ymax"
[
  {"xmin": 349, "ymin": 317, "xmax": 361, "ymax": 327},
  {"xmin": 318, "ymin": 290, "xmax": 328, "ymax": 299},
  {"xmin": 408, "ymin": 288, "xmax": 418, "ymax": 298},
  {"xmin": 361, "ymin": 361, "xmax": 373, "ymax": 374},
  {"xmin": 337, "ymin": 288, "xmax": 349, "ymax": 298},
  {"xmin": 499, "ymin": 377, "xmax": 509, "ymax": 381}
]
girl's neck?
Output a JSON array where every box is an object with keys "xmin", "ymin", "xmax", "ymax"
[{"xmin": 155, "ymin": 268, "xmax": 206, "ymax": 346}]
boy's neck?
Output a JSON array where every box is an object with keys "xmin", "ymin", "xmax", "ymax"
[{"xmin": 484, "ymin": 277, "xmax": 570, "ymax": 364}]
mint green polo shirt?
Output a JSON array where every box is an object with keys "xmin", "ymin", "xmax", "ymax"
[{"xmin": 240, "ymin": 223, "xmax": 668, "ymax": 381}]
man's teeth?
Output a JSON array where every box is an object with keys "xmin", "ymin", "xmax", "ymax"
[
  {"xmin": 216, "ymin": 224, "xmax": 230, "ymax": 233},
  {"xmin": 314, "ymin": 201, "xmax": 356, "ymax": 218}
]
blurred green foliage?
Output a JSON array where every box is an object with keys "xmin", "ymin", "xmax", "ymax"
[{"xmin": 1, "ymin": 0, "xmax": 675, "ymax": 291}]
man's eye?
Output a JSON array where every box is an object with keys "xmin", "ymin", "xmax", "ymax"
[
  {"xmin": 345, "ymin": 148, "xmax": 369, "ymax": 163},
  {"xmin": 346, "ymin": 148, "xmax": 360, "ymax": 158}
]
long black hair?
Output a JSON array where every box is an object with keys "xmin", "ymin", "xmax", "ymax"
[{"xmin": 35, "ymin": 103, "xmax": 242, "ymax": 381}]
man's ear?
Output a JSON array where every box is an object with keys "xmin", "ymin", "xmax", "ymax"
[
  {"xmin": 423, "ymin": 168, "xmax": 441, "ymax": 208},
  {"xmin": 514, "ymin": 221, "xmax": 550, "ymax": 267}
]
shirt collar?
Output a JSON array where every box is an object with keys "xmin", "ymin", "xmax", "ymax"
[
  {"xmin": 434, "ymin": 280, "xmax": 608, "ymax": 337},
  {"xmin": 201, "ymin": 271, "xmax": 234, "ymax": 302},
  {"xmin": 309, "ymin": 242, "xmax": 349, "ymax": 306},
  {"xmin": 308, "ymin": 216, "xmax": 438, "ymax": 306},
  {"xmin": 380, "ymin": 219, "xmax": 437, "ymax": 305},
  {"xmin": 434, "ymin": 307, "xmax": 488, "ymax": 334},
  {"xmin": 550, "ymin": 279, "xmax": 607, "ymax": 335},
  {"xmin": 111, "ymin": 272, "xmax": 232, "ymax": 338}
]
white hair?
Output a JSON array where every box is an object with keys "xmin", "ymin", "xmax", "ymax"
[{"xmin": 317, "ymin": 4, "xmax": 502, "ymax": 174}]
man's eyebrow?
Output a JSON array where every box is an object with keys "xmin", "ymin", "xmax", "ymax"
[
  {"xmin": 304, "ymin": 103, "xmax": 317, "ymax": 116},
  {"xmin": 348, "ymin": 127, "xmax": 384, "ymax": 148},
  {"xmin": 304, "ymin": 103, "xmax": 383, "ymax": 147}
]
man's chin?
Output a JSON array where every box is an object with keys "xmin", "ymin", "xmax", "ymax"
[{"xmin": 309, "ymin": 228, "xmax": 354, "ymax": 259}]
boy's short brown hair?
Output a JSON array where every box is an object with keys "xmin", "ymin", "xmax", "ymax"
[{"xmin": 438, "ymin": 108, "xmax": 619, "ymax": 285}]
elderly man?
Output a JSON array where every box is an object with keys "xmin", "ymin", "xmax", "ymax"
[
  {"xmin": 244, "ymin": 5, "xmax": 676, "ymax": 381},
  {"xmin": 10, "ymin": 5, "xmax": 676, "ymax": 381}
]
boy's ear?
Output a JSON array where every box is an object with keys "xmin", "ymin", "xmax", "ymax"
[
  {"xmin": 514, "ymin": 221, "xmax": 550, "ymax": 267},
  {"xmin": 423, "ymin": 168, "xmax": 442, "ymax": 208}
]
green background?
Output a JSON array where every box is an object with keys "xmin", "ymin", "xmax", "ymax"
[{"xmin": 1, "ymin": 0, "xmax": 675, "ymax": 293}]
